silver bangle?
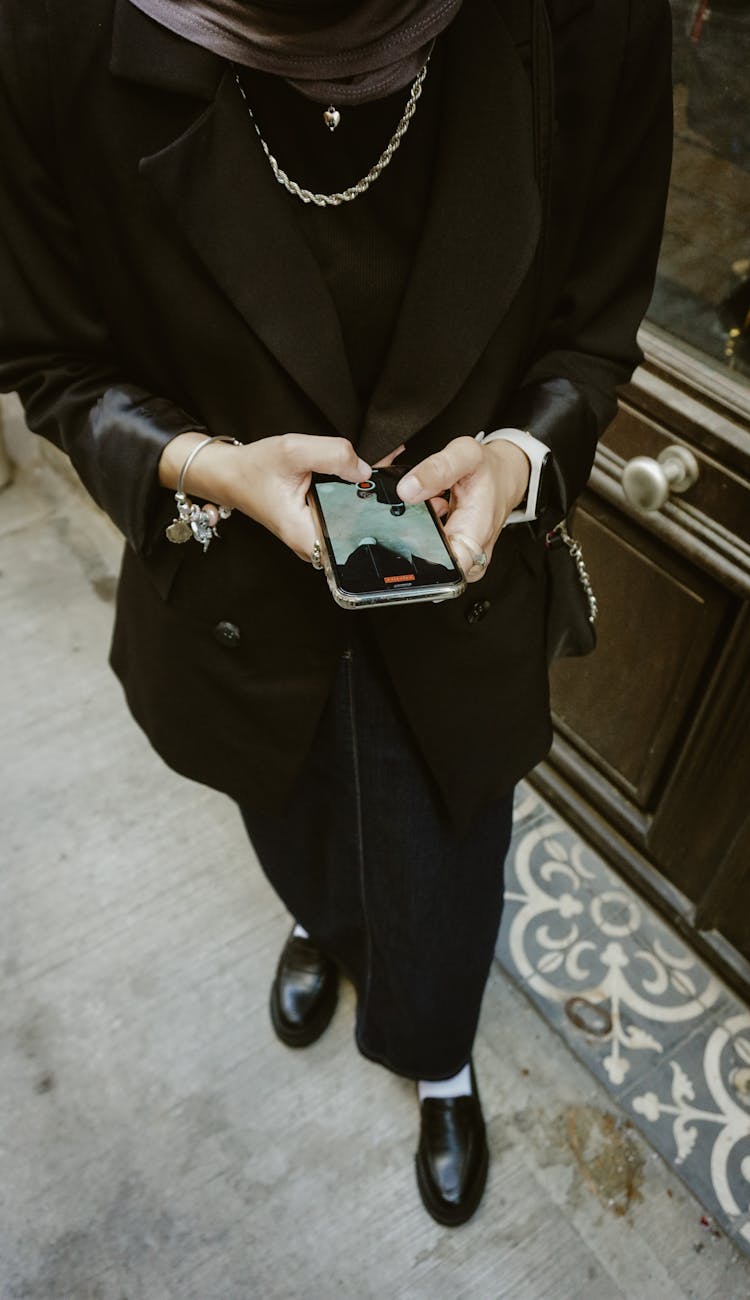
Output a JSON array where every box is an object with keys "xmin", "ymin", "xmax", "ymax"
[{"xmin": 165, "ymin": 435, "xmax": 240, "ymax": 551}]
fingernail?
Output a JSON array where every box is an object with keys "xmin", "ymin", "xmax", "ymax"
[{"xmin": 398, "ymin": 474, "xmax": 421, "ymax": 502}]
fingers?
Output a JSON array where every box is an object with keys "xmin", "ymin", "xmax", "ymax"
[
  {"xmin": 447, "ymin": 532, "xmax": 488, "ymax": 584},
  {"xmin": 293, "ymin": 503, "xmax": 319, "ymax": 562},
  {"xmin": 443, "ymin": 493, "xmax": 498, "ymax": 582},
  {"xmin": 274, "ymin": 503, "xmax": 319, "ymax": 564},
  {"xmin": 373, "ymin": 443, "xmax": 406, "ymax": 469},
  {"xmin": 282, "ymin": 433, "xmax": 370, "ymax": 483},
  {"xmin": 398, "ymin": 436, "xmax": 482, "ymax": 503}
]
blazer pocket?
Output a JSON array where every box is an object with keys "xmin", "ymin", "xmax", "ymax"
[
  {"xmin": 511, "ymin": 524, "xmax": 547, "ymax": 580},
  {"xmin": 138, "ymin": 533, "xmax": 189, "ymax": 603}
]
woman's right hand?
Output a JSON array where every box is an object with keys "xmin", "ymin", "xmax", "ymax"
[{"xmin": 159, "ymin": 432, "xmax": 371, "ymax": 562}]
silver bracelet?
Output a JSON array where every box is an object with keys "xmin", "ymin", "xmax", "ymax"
[{"xmin": 165, "ymin": 435, "xmax": 240, "ymax": 551}]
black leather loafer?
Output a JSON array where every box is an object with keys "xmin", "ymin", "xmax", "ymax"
[
  {"xmin": 415, "ymin": 1063, "xmax": 489, "ymax": 1226},
  {"xmin": 269, "ymin": 929, "xmax": 338, "ymax": 1048}
]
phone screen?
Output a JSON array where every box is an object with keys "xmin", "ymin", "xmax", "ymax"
[{"xmin": 310, "ymin": 468, "xmax": 464, "ymax": 602}]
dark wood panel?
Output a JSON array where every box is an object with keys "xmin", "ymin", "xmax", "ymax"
[
  {"xmin": 648, "ymin": 606, "xmax": 750, "ymax": 914},
  {"xmin": 551, "ymin": 497, "xmax": 729, "ymax": 808},
  {"xmin": 539, "ymin": 360, "xmax": 750, "ymax": 997},
  {"xmin": 693, "ymin": 810, "xmax": 750, "ymax": 958},
  {"xmin": 548, "ymin": 731, "xmax": 650, "ymax": 846}
]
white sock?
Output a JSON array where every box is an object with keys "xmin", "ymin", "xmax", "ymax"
[
  {"xmin": 292, "ymin": 922, "xmax": 310, "ymax": 940},
  {"xmin": 418, "ymin": 1063, "xmax": 473, "ymax": 1102}
]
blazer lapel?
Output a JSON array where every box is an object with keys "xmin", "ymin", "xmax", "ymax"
[
  {"xmin": 111, "ymin": 0, "xmax": 360, "ymax": 436},
  {"xmin": 358, "ymin": 0, "xmax": 542, "ymax": 465}
]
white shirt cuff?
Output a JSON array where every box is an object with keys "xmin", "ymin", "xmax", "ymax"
[{"xmin": 475, "ymin": 427, "xmax": 549, "ymax": 524}]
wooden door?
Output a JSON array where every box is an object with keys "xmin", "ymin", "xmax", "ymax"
[
  {"xmin": 533, "ymin": 0, "xmax": 750, "ymax": 996},
  {"xmin": 534, "ymin": 365, "xmax": 750, "ymax": 996}
]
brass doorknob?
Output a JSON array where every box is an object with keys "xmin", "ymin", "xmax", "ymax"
[{"xmin": 622, "ymin": 445, "xmax": 700, "ymax": 512}]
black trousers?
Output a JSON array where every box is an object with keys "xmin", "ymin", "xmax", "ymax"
[{"xmin": 240, "ymin": 629, "xmax": 514, "ymax": 1080}]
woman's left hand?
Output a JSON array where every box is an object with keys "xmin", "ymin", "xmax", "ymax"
[{"xmin": 396, "ymin": 436, "xmax": 531, "ymax": 581}]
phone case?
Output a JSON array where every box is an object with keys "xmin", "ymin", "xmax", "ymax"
[{"xmin": 307, "ymin": 489, "xmax": 466, "ymax": 610}]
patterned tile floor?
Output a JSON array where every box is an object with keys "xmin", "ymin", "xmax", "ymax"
[{"xmin": 497, "ymin": 782, "xmax": 750, "ymax": 1259}]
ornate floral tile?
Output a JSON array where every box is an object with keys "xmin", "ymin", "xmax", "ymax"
[
  {"xmin": 496, "ymin": 782, "xmax": 750, "ymax": 1258},
  {"xmin": 624, "ymin": 1012, "xmax": 750, "ymax": 1253}
]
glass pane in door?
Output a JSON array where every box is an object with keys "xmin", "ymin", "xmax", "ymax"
[{"xmin": 647, "ymin": 0, "xmax": 750, "ymax": 387}]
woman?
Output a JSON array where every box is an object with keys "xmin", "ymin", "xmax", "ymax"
[{"xmin": 0, "ymin": 0, "xmax": 672, "ymax": 1225}]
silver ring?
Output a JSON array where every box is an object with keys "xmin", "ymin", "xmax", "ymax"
[
  {"xmin": 311, "ymin": 540, "xmax": 324, "ymax": 570},
  {"xmin": 450, "ymin": 532, "xmax": 487, "ymax": 575}
]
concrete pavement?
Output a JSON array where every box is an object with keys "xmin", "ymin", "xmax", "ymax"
[{"xmin": 2, "ymin": 454, "xmax": 750, "ymax": 1300}]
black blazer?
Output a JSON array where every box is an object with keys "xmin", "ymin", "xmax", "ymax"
[{"xmin": 0, "ymin": 0, "xmax": 672, "ymax": 826}]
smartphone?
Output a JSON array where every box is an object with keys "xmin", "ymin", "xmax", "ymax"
[{"xmin": 307, "ymin": 467, "xmax": 466, "ymax": 610}]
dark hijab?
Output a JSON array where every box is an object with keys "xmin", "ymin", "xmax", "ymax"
[{"xmin": 126, "ymin": 0, "xmax": 463, "ymax": 103}]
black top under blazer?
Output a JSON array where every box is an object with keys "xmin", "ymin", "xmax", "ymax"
[{"xmin": 0, "ymin": 0, "xmax": 673, "ymax": 826}]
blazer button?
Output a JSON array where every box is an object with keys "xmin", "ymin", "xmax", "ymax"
[
  {"xmin": 213, "ymin": 620, "xmax": 241, "ymax": 648},
  {"xmin": 465, "ymin": 599, "xmax": 491, "ymax": 625}
]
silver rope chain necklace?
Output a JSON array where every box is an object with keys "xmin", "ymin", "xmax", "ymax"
[{"xmin": 234, "ymin": 54, "xmax": 431, "ymax": 208}]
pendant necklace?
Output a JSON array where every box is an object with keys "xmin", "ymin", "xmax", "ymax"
[{"xmin": 234, "ymin": 49, "xmax": 432, "ymax": 207}]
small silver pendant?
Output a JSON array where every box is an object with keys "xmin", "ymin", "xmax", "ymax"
[
  {"xmin": 166, "ymin": 519, "xmax": 192, "ymax": 544},
  {"xmin": 323, "ymin": 105, "xmax": 341, "ymax": 132}
]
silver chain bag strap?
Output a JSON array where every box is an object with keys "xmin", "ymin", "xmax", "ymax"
[{"xmin": 545, "ymin": 519, "xmax": 598, "ymax": 661}]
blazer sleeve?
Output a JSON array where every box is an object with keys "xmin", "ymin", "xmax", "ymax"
[
  {"xmin": 0, "ymin": 3, "xmax": 207, "ymax": 555},
  {"xmin": 501, "ymin": 0, "xmax": 673, "ymax": 520}
]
